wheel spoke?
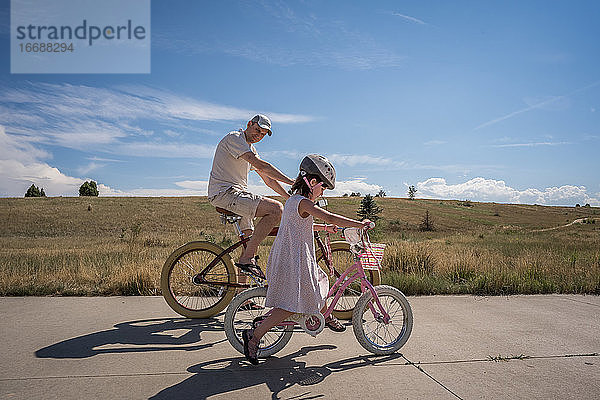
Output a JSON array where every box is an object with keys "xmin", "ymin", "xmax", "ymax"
[
  {"xmin": 163, "ymin": 245, "xmax": 235, "ymax": 316},
  {"xmin": 354, "ymin": 287, "xmax": 412, "ymax": 354}
]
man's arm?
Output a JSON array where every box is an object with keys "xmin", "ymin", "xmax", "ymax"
[
  {"xmin": 256, "ymin": 170, "xmax": 291, "ymax": 199},
  {"xmin": 240, "ymin": 151, "xmax": 295, "ymax": 185}
]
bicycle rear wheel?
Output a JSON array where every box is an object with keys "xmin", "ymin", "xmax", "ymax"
[
  {"xmin": 161, "ymin": 241, "xmax": 237, "ymax": 318},
  {"xmin": 316, "ymin": 241, "xmax": 381, "ymax": 320},
  {"xmin": 224, "ymin": 287, "xmax": 293, "ymax": 358},
  {"xmin": 352, "ymin": 285, "xmax": 413, "ymax": 355}
]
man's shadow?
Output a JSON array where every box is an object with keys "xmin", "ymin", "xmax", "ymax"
[
  {"xmin": 35, "ymin": 318, "xmax": 224, "ymax": 359},
  {"xmin": 150, "ymin": 345, "xmax": 403, "ymax": 400}
]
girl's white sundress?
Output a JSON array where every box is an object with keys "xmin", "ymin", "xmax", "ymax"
[{"xmin": 265, "ymin": 194, "xmax": 329, "ymax": 314}]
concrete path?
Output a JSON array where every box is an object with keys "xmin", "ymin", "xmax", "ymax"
[{"xmin": 1, "ymin": 295, "xmax": 598, "ymax": 399}]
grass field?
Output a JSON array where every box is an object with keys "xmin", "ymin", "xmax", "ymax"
[{"xmin": 1, "ymin": 196, "xmax": 599, "ymax": 296}]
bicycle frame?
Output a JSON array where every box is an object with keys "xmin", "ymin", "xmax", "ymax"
[
  {"xmin": 268, "ymin": 251, "xmax": 390, "ymax": 330},
  {"xmin": 191, "ymin": 236, "xmax": 260, "ymax": 289},
  {"xmin": 193, "ymin": 230, "xmax": 336, "ymax": 290}
]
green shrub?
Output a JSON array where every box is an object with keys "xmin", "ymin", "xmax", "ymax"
[
  {"xmin": 79, "ymin": 181, "xmax": 99, "ymax": 196},
  {"xmin": 25, "ymin": 184, "xmax": 46, "ymax": 197}
]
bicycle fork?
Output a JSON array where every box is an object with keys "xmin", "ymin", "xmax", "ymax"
[{"xmin": 360, "ymin": 277, "xmax": 391, "ymax": 324}]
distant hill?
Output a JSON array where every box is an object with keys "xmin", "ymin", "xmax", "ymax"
[{"xmin": 1, "ymin": 196, "xmax": 598, "ymax": 296}]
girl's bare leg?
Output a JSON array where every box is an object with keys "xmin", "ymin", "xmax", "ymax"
[
  {"xmin": 250, "ymin": 308, "xmax": 293, "ymax": 345},
  {"xmin": 253, "ymin": 305, "xmax": 335, "ymax": 343}
]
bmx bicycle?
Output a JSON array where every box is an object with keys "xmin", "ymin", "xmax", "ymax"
[
  {"xmin": 161, "ymin": 201, "xmax": 380, "ymax": 319},
  {"xmin": 224, "ymin": 227, "xmax": 413, "ymax": 357}
]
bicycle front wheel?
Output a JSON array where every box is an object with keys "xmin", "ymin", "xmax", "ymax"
[
  {"xmin": 352, "ymin": 285, "xmax": 413, "ymax": 355},
  {"xmin": 161, "ymin": 241, "xmax": 237, "ymax": 318},
  {"xmin": 316, "ymin": 241, "xmax": 381, "ymax": 320},
  {"xmin": 224, "ymin": 287, "xmax": 293, "ymax": 358}
]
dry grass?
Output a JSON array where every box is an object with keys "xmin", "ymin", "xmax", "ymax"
[{"xmin": 1, "ymin": 196, "xmax": 598, "ymax": 296}]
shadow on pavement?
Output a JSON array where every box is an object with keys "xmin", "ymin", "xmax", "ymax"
[
  {"xmin": 35, "ymin": 318, "xmax": 223, "ymax": 359},
  {"xmin": 150, "ymin": 345, "xmax": 403, "ymax": 400}
]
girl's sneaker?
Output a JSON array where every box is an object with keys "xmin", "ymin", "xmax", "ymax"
[{"xmin": 325, "ymin": 316, "xmax": 346, "ymax": 332}]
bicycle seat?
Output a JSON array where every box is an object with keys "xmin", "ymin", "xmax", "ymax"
[{"xmin": 215, "ymin": 207, "xmax": 240, "ymax": 217}]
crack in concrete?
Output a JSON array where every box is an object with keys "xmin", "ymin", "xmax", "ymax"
[
  {"xmin": 397, "ymin": 352, "xmax": 599, "ymax": 400},
  {"xmin": 402, "ymin": 354, "xmax": 464, "ymax": 399}
]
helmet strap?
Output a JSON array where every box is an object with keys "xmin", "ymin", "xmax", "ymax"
[{"xmin": 303, "ymin": 176, "xmax": 323, "ymax": 196}]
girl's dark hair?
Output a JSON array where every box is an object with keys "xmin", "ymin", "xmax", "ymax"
[{"xmin": 290, "ymin": 173, "xmax": 322, "ymax": 197}]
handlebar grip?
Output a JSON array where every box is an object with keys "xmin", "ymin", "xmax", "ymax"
[{"xmin": 368, "ymin": 221, "xmax": 375, "ymax": 229}]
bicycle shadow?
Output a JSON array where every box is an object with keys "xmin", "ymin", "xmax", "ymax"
[
  {"xmin": 150, "ymin": 345, "xmax": 403, "ymax": 400},
  {"xmin": 35, "ymin": 318, "xmax": 224, "ymax": 359}
]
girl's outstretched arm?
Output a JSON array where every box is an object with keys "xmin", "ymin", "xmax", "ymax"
[
  {"xmin": 313, "ymin": 223, "xmax": 338, "ymax": 233},
  {"xmin": 298, "ymin": 199, "xmax": 372, "ymax": 229}
]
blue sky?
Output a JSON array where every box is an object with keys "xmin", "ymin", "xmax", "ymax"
[{"xmin": 1, "ymin": 1, "xmax": 599, "ymax": 206}]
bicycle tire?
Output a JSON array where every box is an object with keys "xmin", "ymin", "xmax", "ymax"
[
  {"xmin": 224, "ymin": 287, "xmax": 293, "ymax": 358},
  {"xmin": 161, "ymin": 241, "xmax": 237, "ymax": 318},
  {"xmin": 316, "ymin": 241, "xmax": 381, "ymax": 320},
  {"xmin": 352, "ymin": 285, "xmax": 413, "ymax": 355}
]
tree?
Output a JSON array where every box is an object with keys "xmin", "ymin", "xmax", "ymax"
[
  {"xmin": 79, "ymin": 180, "xmax": 99, "ymax": 196},
  {"xmin": 419, "ymin": 210, "xmax": 435, "ymax": 231},
  {"xmin": 408, "ymin": 185, "xmax": 417, "ymax": 200},
  {"xmin": 357, "ymin": 194, "xmax": 383, "ymax": 222},
  {"xmin": 375, "ymin": 189, "xmax": 386, "ymax": 197},
  {"xmin": 25, "ymin": 184, "xmax": 46, "ymax": 197}
]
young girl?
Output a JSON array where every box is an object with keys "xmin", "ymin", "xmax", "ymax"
[{"xmin": 242, "ymin": 154, "xmax": 373, "ymax": 365}]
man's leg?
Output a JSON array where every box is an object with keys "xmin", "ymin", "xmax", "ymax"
[
  {"xmin": 239, "ymin": 197, "xmax": 283, "ymax": 265},
  {"xmin": 237, "ymin": 229, "xmax": 253, "ymax": 285}
]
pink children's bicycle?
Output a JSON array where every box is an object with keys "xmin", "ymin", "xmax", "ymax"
[{"xmin": 224, "ymin": 227, "xmax": 413, "ymax": 357}]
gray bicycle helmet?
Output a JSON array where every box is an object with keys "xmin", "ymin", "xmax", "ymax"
[{"xmin": 300, "ymin": 154, "xmax": 336, "ymax": 190}]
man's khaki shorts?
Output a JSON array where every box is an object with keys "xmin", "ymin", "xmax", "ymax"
[{"xmin": 208, "ymin": 187, "xmax": 262, "ymax": 231}]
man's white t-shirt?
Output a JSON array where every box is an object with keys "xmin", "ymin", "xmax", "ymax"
[{"xmin": 207, "ymin": 130, "xmax": 257, "ymax": 198}]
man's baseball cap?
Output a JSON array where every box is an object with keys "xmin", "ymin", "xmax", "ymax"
[{"xmin": 251, "ymin": 114, "xmax": 272, "ymax": 136}]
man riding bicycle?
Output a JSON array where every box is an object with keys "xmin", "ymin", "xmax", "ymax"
[{"xmin": 207, "ymin": 114, "xmax": 295, "ymax": 277}]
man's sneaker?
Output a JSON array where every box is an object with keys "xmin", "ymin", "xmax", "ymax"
[
  {"xmin": 235, "ymin": 262, "xmax": 266, "ymax": 279},
  {"xmin": 242, "ymin": 329, "xmax": 259, "ymax": 365},
  {"xmin": 325, "ymin": 316, "xmax": 346, "ymax": 332}
]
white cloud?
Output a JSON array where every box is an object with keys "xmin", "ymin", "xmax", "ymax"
[
  {"xmin": 0, "ymin": 128, "xmax": 50, "ymax": 163},
  {"xmin": 328, "ymin": 154, "xmax": 406, "ymax": 169},
  {"xmin": 329, "ymin": 178, "xmax": 382, "ymax": 197},
  {"xmin": 523, "ymin": 95, "xmax": 570, "ymax": 111},
  {"xmin": 424, "ymin": 140, "xmax": 447, "ymax": 146},
  {"xmin": 155, "ymin": 5, "xmax": 403, "ymax": 70},
  {"xmin": 259, "ymin": 151, "xmax": 408, "ymax": 171},
  {"xmin": 474, "ymin": 80, "xmax": 600, "ymax": 130},
  {"xmin": 391, "ymin": 12, "xmax": 427, "ymax": 25},
  {"xmin": 261, "ymin": 150, "xmax": 302, "ymax": 160},
  {"xmin": 112, "ymin": 142, "xmax": 216, "ymax": 159},
  {"xmin": 0, "ymin": 125, "xmax": 87, "ymax": 197},
  {"xmin": 0, "ymin": 82, "xmax": 315, "ymax": 158},
  {"xmin": 77, "ymin": 162, "xmax": 103, "ymax": 176},
  {"xmin": 245, "ymin": 176, "xmax": 382, "ymax": 198},
  {"xmin": 0, "ymin": 83, "xmax": 316, "ymax": 196},
  {"xmin": 175, "ymin": 180, "xmax": 209, "ymax": 191},
  {"xmin": 491, "ymin": 141, "xmax": 571, "ymax": 148},
  {"xmin": 416, "ymin": 177, "xmax": 600, "ymax": 206},
  {"xmin": 98, "ymin": 182, "xmax": 209, "ymax": 197}
]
